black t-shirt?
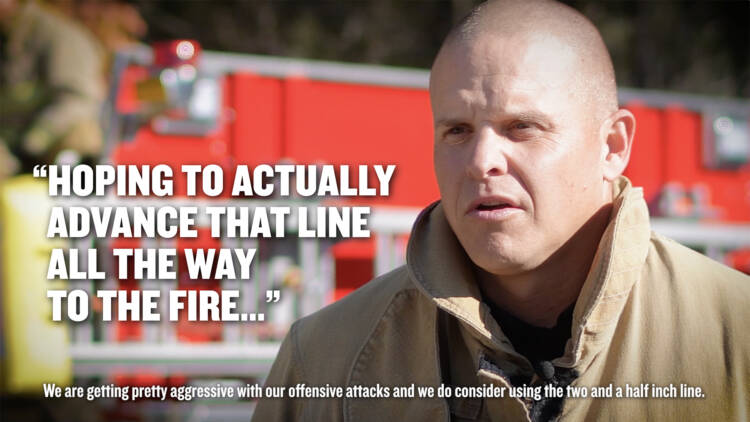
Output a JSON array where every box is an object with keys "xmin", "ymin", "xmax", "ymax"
[
  {"xmin": 485, "ymin": 301, "xmax": 578, "ymax": 422},
  {"xmin": 487, "ymin": 302, "xmax": 575, "ymax": 366}
]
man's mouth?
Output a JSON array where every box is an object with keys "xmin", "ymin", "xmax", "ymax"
[
  {"xmin": 467, "ymin": 197, "xmax": 523, "ymax": 220},
  {"xmin": 476, "ymin": 202, "xmax": 513, "ymax": 211}
]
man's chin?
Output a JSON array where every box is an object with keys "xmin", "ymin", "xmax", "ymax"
[{"xmin": 470, "ymin": 253, "xmax": 537, "ymax": 280}]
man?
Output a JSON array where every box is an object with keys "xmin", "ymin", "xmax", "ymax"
[{"xmin": 252, "ymin": 1, "xmax": 750, "ymax": 421}]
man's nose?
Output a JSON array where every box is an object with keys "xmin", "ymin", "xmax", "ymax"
[{"xmin": 466, "ymin": 127, "xmax": 509, "ymax": 180}]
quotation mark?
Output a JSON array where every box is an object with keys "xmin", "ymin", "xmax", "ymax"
[
  {"xmin": 33, "ymin": 165, "xmax": 48, "ymax": 178},
  {"xmin": 266, "ymin": 290, "xmax": 281, "ymax": 303}
]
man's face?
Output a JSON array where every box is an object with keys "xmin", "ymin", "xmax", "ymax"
[{"xmin": 430, "ymin": 34, "xmax": 610, "ymax": 276}]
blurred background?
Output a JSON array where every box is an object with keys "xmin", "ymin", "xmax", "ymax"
[
  {"xmin": 134, "ymin": 0, "xmax": 750, "ymax": 98},
  {"xmin": 1, "ymin": 1, "xmax": 749, "ymax": 421}
]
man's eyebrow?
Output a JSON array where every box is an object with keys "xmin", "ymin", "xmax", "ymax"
[
  {"xmin": 508, "ymin": 110, "xmax": 553, "ymax": 124},
  {"xmin": 503, "ymin": 110, "xmax": 558, "ymax": 131},
  {"xmin": 434, "ymin": 112, "xmax": 556, "ymax": 129},
  {"xmin": 434, "ymin": 118, "xmax": 468, "ymax": 128}
]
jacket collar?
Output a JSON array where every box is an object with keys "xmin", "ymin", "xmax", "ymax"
[{"xmin": 406, "ymin": 176, "xmax": 652, "ymax": 370}]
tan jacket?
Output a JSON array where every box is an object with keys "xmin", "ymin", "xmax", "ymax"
[{"xmin": 253, "ymin": 177, "xmax": 750, "ymax": 421}]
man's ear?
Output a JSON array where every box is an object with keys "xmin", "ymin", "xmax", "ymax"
[{"xmin": 601, "ymin": 108, "xmax": 636, "ymax": 181}]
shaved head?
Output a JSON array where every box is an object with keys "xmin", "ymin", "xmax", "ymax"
[{"xmin": 435, "ymin": 0, "xmax": 618, "ymax": 118}]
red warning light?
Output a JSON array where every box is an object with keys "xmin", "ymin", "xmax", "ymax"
[{"xmin": 152, "ymin": 40, "xmax": 201, "ymax": 68}]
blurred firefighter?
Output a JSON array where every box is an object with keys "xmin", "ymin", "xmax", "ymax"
[
  {"xmin": 0, "ymin": 0, "xmax": 105, "ymax": 180},
  {"xmin": 51, "ymin": 0, "xmax": 147, "ymax": 61}
]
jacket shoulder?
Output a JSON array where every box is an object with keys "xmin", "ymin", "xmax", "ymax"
[
  {"xmin": 646, "ymin": 232, "xmax": 750, "ymax": 327},
  {"xmin": 641, "ymin": 233, "xmax": 750, "ymax": 409},
  {"xmin": 649, "ymin": 232, "xmax": 750, "ymax": 288}
]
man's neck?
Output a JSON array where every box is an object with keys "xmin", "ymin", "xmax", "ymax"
[{"xmin": 477, "ymin": 204, "xmax": 613, "ymax": 328}]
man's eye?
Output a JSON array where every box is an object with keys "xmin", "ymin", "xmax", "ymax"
[
  {"xmin": 446, "ymin": 126, "xmax": 468, "ymax": 136},
  {"xmin": 440, "ymin": 125, "xmax": 471, "ymax": 144},
  {"xmin": 506, "ymin": 121, "xmax": 542, "ymax": 140},
  {"xmin": 510, "ymin": 121, "xmax": 533, "ymax": 130}
]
